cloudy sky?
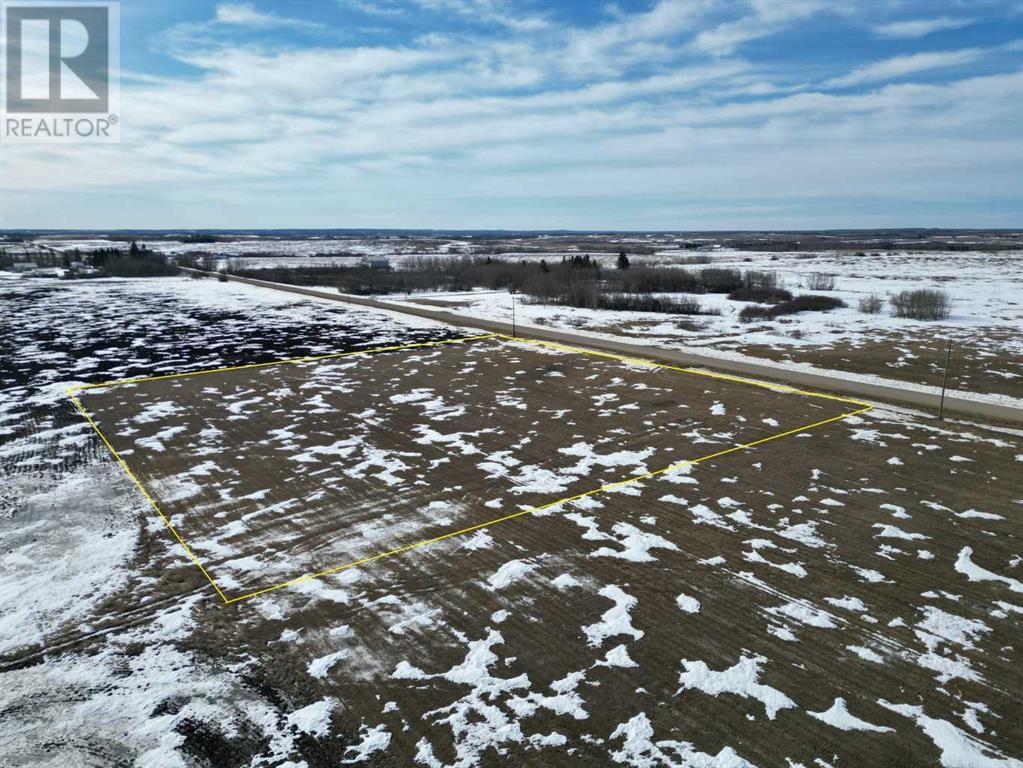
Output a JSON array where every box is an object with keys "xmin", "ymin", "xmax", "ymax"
[{"xmin": 3, "ymin": 0, "xmax": 1022, "ymax": 230}]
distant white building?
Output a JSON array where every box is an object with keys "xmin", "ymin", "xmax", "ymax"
[
  {"xmin": 31, "ymin": 267, "xmax": 64, "ymax": 278},
  {"xmin": 359, "ymin": 256, "xmax": 390, "ymax": 269}
]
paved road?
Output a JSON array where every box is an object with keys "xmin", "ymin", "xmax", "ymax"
[{"xmin": 185, "ymin": 270, "xmax": 1023, "ymax": 426}]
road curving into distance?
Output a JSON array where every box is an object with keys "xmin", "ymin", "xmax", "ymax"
[{"xmin": 182, "ymin": 269, "xmax": 1023, "ymax": 426}]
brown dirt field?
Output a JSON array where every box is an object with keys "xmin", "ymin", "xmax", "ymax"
[
  {"xmin": 713, "ymin": 328, "xmax": 1023, "ymax": 400},
  {"xmin": 78, "ymin": 337, "xmax": 851, "ymax": 600},
  {"xmin": 52, "ymin": 337, "xmax": 1023, "ymax": 765}
]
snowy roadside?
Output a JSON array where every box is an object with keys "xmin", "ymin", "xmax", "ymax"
[{"xmin": 369, "ymin": 296, "xmax": 1023, "ymax": 413}]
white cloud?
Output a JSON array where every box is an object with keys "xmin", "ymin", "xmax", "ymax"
[
  {"xmin": 214, "ymin": 3, "xmax": 322, "ymax": 30},
  {"xmin": 824, "ymin": 47, "xmax": 986, "ymax": 88},
  {"xmin": 3, "ymin": 1, "xmax": 1021, "ymax": 228},
  {"xmin": 341, "ymin": 1, "xmax": 406, "ymax": 17},
  {"xmin": 873, "ymin": 16, "xmax": 976, "ymax": 40},
  {"xmin": 562, "ymin": 0, "xmax": 716, "ymax": 76},
  {"xmin": 411, "ymin": 0, "xmax": 549, "ymax": 31},
  {"xmin": 690, "ymin": 0, "xmax": 825, "ymax": 56}
]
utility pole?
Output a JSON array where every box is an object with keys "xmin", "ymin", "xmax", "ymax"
[
  {"xmin": 938, "ymin": 338, "xmax": 952, "ymax": 421},
  {"xmin": 510, "ymin": 288, "xmax": 517, "ymax": 337}
]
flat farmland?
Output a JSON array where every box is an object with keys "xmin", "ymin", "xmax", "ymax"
[
  {"xmin": 75, "ymin": 335, "xmax": 855, "ymax": 602},
  {"xmin": 2, "ymin": 279, "xmax": 1020, "ymax": 767}
]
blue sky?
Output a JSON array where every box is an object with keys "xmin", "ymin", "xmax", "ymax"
[{"xmin": 3, "ymin": 0, "xmax": 1022, "ymax": 230}]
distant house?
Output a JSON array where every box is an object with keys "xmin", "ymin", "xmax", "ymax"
[
  {"xmin": 30, "ymin": 267, "xmax": 64, "ymax": 278},
  {"xmin": 359, "ymin": 256, "xmax": 390, "ymax": 269},
  {"xmin": 10, "ymin": 261, "xmax": 38, "ymax": 273}
]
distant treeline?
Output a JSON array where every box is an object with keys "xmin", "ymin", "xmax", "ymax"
[
  {"xmin": 224, "ymin": 256, "xmax": 804, "ymax": 315},
  {"xmin": 89, "ymin": 242, "xmax": 180, "ymax": 277},
  {"xmin": 0, "ymin": 240, "xmax": 180, "ymax": 276}
]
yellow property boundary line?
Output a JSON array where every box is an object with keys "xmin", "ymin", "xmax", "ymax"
[{"xmin": 67, "ymin": 332, "xmax": 871, "ymax": 605}]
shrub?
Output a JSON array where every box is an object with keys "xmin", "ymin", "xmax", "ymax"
[
  {"xmin": 739, "ymin": 294, "xmax": 846, "ymax": 322},
  {"xmin": 778, "ymin": 294, "xmax": 846, "ymax": 314},
  {"xmin": 806, "ymin": 272, "xmax": 836, "ymax": 291},
  {"xmin": 609, "ymin": 266, "xmax": 701, "ymax": 294},
  {"xmin": 698, "ymin": 268, "xmax": 743, "ymax": 293},
  {"xmin": 858, "ymin": 294, "xmax": 883, "ymax": 314},
  {"xmin": 889, "ymin": 289, "xmax": 951, "ymax": 320},
  {"xmin": 217, "ymin": 272, "xmax": 228, "ymax": 282},
  {"xmin": 673, "ymin": 295, "xmax": 712, "ymax": 315},
  {"xmin": 728, "ymin": 286, "xmax": 793, "ymax": 303},
  {"xmin": 596, "ymin": 293, "xmax": 717, "ymax": 315},
  {"xmin": 743, "ymin": 270, "xmax": 779, "ymax": 290},
  {"xmin": 100, "ymin": 256, "xmax": 179, "ymax": 277},
  {"xmin": 739, "ymin": 304, "xmax": 773, "ymax": 323}
]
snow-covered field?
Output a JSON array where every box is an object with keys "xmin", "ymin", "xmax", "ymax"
[
  {"xmin": 399, "ymin": 249, "xmax": 1022, "ymax": 343},
  {"xmin": 1, "ymin": 276, "xmax": 1021, "ymax": 767},
  {"xmin": 26, "ymin": 236, "xmax": 1022, "ymax": 399},
  {"xmin": 382, "ymin": 248, "xmax": 1023, "ymax": 399},
  {"xmin": 36, "ymin": 236, "xmax": 471, "ymax": 259}
]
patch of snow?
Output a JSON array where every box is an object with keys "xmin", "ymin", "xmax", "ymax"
[
  {"xmin": 596, "ymin": 644, "xmax": 638, "ymax": 668},
  {"xmin": 342, "ymin": 724, "xmax": 391, "ymax": 764},
  {"xmin": 955, "ymin": 548, "xmax": 1023, "ymax": 593},
  {"xmin": 583, "ymin": 585, "xmax": 643, "ymax": 647},
  {"xmin": 809, "ymin": 698, "xmax": 893, "ymax": 732},
  {"xmin": 677, "ymin": 655, "xmax": 795, "ymax": 720},
  {"xmin": 486, "ymin": 559, "xmax": 537, "ymax": 590},
  {"xmin": 676, "ymin": 594, "xmax": 701, "ymax": 614},
  {"xmin": 879, "ymin": 701, "xmax": 1022, "ymax": 768},
  {"xmin": 308, "ymin": 650, "xmax": 348, "ymax": 679},
  {"xmin": 551, "ymin": 573, "xmax": 582, "ymax": 590},
  {"xmin": 873, "ymin": 524, "xmax": 929, "ymax": 541},
  {"xmin": 608, "ymin": 712, "xmax": 754, "ymax": 768},
  {"xmin": 287, "ymin": 698, "xmax": 337, "ymax": 737},
  {"xmin": 768, "ymin": 601, "xmax": 837, "ymax": 629}
]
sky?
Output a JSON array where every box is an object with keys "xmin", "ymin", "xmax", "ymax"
[{"xmin": 2, "ymin": 0, "xmax": 1022, "ymax": 230}]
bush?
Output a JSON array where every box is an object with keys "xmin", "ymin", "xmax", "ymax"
[
  {"xmin": 743, "ymin": 270, "xmax": 779, "ymax": 290},
  {"xmin": 673, "ymin": 295, "xmax": 712, "ymax": 315},
  {"xmin": 739, "ymin": 305, "xmax": 774, "ymax": 323},
  {"xmin": 858, "ymin": 294, "xmax": 883, "ymax": 314},
  {"xmin": 728, "ymin": 286, "xmax": 793, "ymax": 303},
  {"xmin": 698, "ymin": 268, "xmax": 743, "ymax": 293},
  {"xmin": 595, "ymin": 293, "xmax": 717, "ymax": 315},
  {"xmin": 739, "ymin": 294, "xmax": 846, "ymax": 322},
  {"xmin": 778, "ymin": 294, "xmax": 846, "ymax": 314},
  {"xmin": 674, "ymin": 318, "xmax": 702, "ymax": 331},
  {"xmin": 100, "ymin": 256, "xmax": 179, "ymax": 277},
  {"xmin": 890, "ymin": 289, "xmax": 951, "ymax": 320},
  {"xmin": 806, "ymin": 272, "xmax": 836, "ymax": 291},
  {"xmin": 608, "ymin": 266, "xmax": 701, "ymax": 294}
]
